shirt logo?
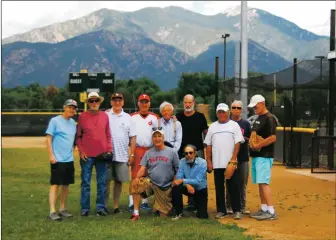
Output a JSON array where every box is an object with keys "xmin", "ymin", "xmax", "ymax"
[
  {"xmin": 148, "ymin": 120, "xmax": 152, "ymax": 126},
  {"xmin": 241, "ymin": 128, "xmax": 245, "ymax": 135}
]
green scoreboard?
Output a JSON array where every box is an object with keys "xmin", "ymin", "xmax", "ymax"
[{"xmin": 69, "ymin": 72, "xmax": 115, "ymax": 93}]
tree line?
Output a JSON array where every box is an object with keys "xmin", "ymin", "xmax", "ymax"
[{"xmin": 2, "ymin": 72, "xmax": 329, "ymax": 123}]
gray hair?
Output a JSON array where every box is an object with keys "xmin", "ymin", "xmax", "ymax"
[
  {"xmin": 231, "ymin": 100, "xmax": 243, "ymax": 108},
  {"xmin": 183, "ymin": 94, "xmax": 195, "ymax": 102},
  {"xmin": 159, "ymin": 101, "xmax": 174, "ymax": 113}
]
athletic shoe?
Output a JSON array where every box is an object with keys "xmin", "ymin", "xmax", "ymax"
[
  {"xmin": 59, "ymin": 210, "xmax": 73, "ymax": 218},
  {"xmin": 140, "ymin": 203, "xmax": 151, "ymax": 211},
  {"xmin": 233, "ymin": 212, "xmax": 243, "ymax": 220},
  {"xmin": 130, "ymin": 214, "xmax": 140, "ymax": 221},
  {"xmin": 128, "ymin": 205, "xmax": 134, "ymax": 213},
  {"xmin": 227, "ymin": 208, "xmax": 233, "ymax": 214},
  {"xmin": 172, "ymin": 213, "xmax": 183, "ymax": 221},
  {"xmin": 215, "ymin": 212, "xmax": 229, "ymax": 219},
  {"xmin": 249, "ymin": 209, "xmax": 267, "ymax": 218},
  {"xmin": 48, "ymin": 212, "xmax": 62, "ymax": 221},
  {"xmin": 242, "ymin": 208, "xmax": 250, "ymax": 215},
  {"xmin": 255, "ymin": 211, "xmax": 278, "ymax": 220},
  {"xmin": 113, "ymin": 208, "xmax": 121, "ymax": 214},
  {"xmin": 80, "ymin": 211, "xmax": 89, "ymax": 217},
  {"xmin": 96, "ymin": 209, "xmax": 108, "ymax": 216}
]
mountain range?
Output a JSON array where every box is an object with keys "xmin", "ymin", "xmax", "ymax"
[{"xmin": 2, "ymin": 6, "xmax": 329, "ymax": 90}]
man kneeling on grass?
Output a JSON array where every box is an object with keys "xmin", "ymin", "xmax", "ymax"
[
  {"xmin": 46, "ymin": 99, "xmax": 77, "ymax": 221},
  {"xmin": 171, "ymin": 144, "xmax": 208, "ymax": 220},
  {"xmin": 130, "ymin": 128, "xmax": 179, "ymax": 221}
]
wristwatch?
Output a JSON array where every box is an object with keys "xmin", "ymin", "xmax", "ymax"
[{"xmin": 130, "ymin": 154, "xmax": 135, "ymax": 157}]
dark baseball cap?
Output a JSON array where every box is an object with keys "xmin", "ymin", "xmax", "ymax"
[
  {"xmin": 64, "ymin": 99, "xmax": 78, "ymax": 108},
  {"xmin": 111, "ymin": 93, "xmax": 124, "ymax": 100}
]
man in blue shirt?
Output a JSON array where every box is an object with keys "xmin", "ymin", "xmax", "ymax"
[
  {"xmin": 171, "ymin": 144, "xmax": 208, "ymax": 220},
  {"xmin": 45, "ymin": 99, "xmax": 77, "ymax": 221}
]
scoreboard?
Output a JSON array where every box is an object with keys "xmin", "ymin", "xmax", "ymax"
[{"xmin": 69, "ymin": 72, "xmax": 115, "ymax": 93}]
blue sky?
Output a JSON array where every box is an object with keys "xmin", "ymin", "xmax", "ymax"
[{"xmin": 2, "ymin": 1, "xmax": 334, "ymax": 38}]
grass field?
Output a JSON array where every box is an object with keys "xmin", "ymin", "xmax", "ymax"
[{"xmin": 2, "ymin": 148, "xmax": 255, "ymax": 240}]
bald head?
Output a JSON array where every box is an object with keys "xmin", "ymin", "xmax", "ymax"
[{"xmin": 183, "ymin": 94, "xmax": 195, "ymax": 113}]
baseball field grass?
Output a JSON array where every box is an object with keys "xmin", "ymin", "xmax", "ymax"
[{"xmin": 1, "ymin": 148, "xmax": 255, "ymax": 240}]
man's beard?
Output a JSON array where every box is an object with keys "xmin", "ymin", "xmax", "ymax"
[{"xmin": 184, "ymin": 106, "xmax": 194, "ymax": 112}]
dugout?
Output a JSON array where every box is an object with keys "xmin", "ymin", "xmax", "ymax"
[{"xmin": 275, "ymin": 127, "xmax": 318, "ymax": 168}]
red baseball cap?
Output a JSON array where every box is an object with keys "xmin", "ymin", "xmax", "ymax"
[{"xmin": 138, "ymin": 94, "xmax": 150, "ymax": 101}]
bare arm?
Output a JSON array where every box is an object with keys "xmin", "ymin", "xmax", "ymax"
[
  {"xmin": 136, "ymin": 166, "xmax": 147, "ymax": 178},
  {"xmin": 46, "ymin": 135, "xmax": 56, "ymax": 164},
  {"xmin": 128, "ymin": 136, "xmax": 136, "ymax": 166},
  {"xmin": 230, "ymin": 142, "xmax": 240, "ymax": 162},
  {"xmin": 206, "ymin": 145, "xmax": 213, "ymax": 172},
  {"xmin": 257, "ymin": 135, "xmax": 277, "ymax": 149}
]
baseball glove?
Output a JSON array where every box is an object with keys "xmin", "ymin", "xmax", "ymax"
[
  {"xmin": 130, "ymin": 177, "xmax": 150, "ymax": 194},
  {"xmin": 225, "ymin": 161, "xmax": 237, "ymax": 179},
  {"xmin": 249, "ymin": 134, "xmax": 264, "ymax": 151}
]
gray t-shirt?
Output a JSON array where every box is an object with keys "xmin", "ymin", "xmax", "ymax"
[{"xmin": 140, "ymin": 147, "xmax": 180, "ymax": 188}]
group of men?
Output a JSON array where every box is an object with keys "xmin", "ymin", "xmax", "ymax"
[{"xmin": 46, "ymin": 91, "xmax": 278, "ymax": 222}]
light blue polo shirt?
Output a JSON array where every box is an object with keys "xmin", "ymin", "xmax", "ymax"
[{"xmin": 45, "ymin": 115, "xmax": 76, "ymax": 163}]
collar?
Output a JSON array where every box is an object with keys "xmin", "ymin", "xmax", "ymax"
[
  {"xmin": 111, "ymin": 108, "xmax": 124, "ymax": 116},
  {"xmin": 183, "ymin": 157, "xmax": 201, "ymax": 165},
  {"xmin": 161, "ymin": 117, "xmax": 172, "ymax": 124}
]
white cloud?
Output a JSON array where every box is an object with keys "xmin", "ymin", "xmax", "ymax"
[{"xmin": 1, "ymin": 1, "xmax": 334, "ymax": 38}]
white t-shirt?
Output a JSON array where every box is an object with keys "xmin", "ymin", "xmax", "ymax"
[
  {"xmin": 131, "ymin": 112, "xmax": 159, "ymax": 147},
  {"xmin": 204, "ymin": 120, "xmax": 245, "ymax": 169}
]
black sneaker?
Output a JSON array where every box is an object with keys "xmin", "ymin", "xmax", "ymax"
[
  {"xmin": 48, "ymin": 212, "xmax": 62, "ymax": 221},
  {"xmin": 80, "ymin": 211, "xmax": 89, "ymax": 217},
  {"xmin": 113, "ymin": 208, "xmax": 121, "ymax": 214},
  {"xmin": 97, "ymin": 209, "xmax": 108, "ymax": 216}
]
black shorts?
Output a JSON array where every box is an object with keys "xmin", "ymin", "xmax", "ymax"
[{"xmin": 50, "ymin": 161, "xmax": 75, "ymax": 185}]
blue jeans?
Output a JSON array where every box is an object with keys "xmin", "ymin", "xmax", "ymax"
[{"xmin": 80, "ymin": 157, "xmax": 107, "ymax": 212}]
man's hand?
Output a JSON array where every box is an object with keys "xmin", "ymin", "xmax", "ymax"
[
  {"xmin": 127, "ymin": 156, "xmax": 135, "ymax": 166},
  {"xmin": 172, "ymin": 115, "xmax": 177, "ymax": 121},
  {"xmin": 80, "ymin": 152, "xmax": 88, "ymax": 161},
  {"xmin": 186, "ymin": 184, "xmax": 195, "ymax": 195},
  {"xmin": 50, "ymin": 155, "xmax": 57, "ymax": 164},
  {"xmin": 172, "ymin": 179, "xmax": 183, "ymax": 186},
  {"xmin": 207, "ymin": 162, "xmax": 213, "ymax": 173}
]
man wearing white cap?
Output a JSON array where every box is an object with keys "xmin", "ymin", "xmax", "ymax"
[
  {"xmin": 76, "ymin": 92, "xmax": 113, "ymax": 217},
  {"xmin": 204, "ymin": 103, "xmax": 245, "ymax": 219},
  {"xmin": 129, "ymin": 128, "xmax": 179, "ymax": 221},
  {"xmin": 247, "ymin": 94, "xmax": 278, "ymax": 221}
]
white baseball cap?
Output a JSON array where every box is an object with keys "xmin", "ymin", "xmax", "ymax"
[
  {"xmin": 216, "ymin": 103, "xmax": 229, "ymax": 112},
  {"xmin": 248, "ymin": 94, "xmax": 265, "ymax": 108},
  {"xmin": 86, "ymin": 91, "xmax": 104, "ymax": 103},
  {"xmin": 152, "ymin": 127, "xmax": 165, "ymax": 136}
]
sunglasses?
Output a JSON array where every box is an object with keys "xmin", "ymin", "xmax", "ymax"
[
  {"xmin": 231, "ymin": 107, "xmax": 242, "ymax": 110},
  {"xmin": 88, "ymin": 99, "xmax": 100, "ymax": 103},
  {"xmin": 184, "ymin": 151, "xmax": 194, "ymax": 156},
  {"xmin": 152, "ymin": 127, "xmax": 163, "ymax": 131}
]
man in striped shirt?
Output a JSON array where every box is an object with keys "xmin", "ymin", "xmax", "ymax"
[
  {"xmin": 105, "ymin": 93, "xmax": 136, "ymax": 214},
  {"xmin": 158, "ymin": 101, "xmax": 182, "ymax": 152}
]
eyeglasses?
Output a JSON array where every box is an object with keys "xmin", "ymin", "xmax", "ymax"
[
  {"xmin": 152, "ymin": 127, "xmax": 163, "ymax": 131},
  {"xmin": 88, "ymin": 99, "xmax": 100, "ymax": 103},
  {"xmin": 231, "ymin": 107, "xmax": 242, "ymax": 110},
  {"xmin": 184, "ymin": 151, "xmax": 194, "ymax": 156}
]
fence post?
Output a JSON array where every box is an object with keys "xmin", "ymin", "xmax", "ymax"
[
  {"xmin": 289, "ymin": 58, "xmax": 298, "ymax": 166},
  {"xmin": 328, "ymin": 9, "xmax": 335, "ymax": 136},
  {"xmin": 215, "ymin": 56, "xmax": 219, "ymax": 117}
]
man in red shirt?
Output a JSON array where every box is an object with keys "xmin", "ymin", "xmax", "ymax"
[{"xmin": 76, "ymin": 92, "xmax": 113, "ymax": 217}]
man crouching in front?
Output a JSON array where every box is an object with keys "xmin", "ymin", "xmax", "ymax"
[{"xmin": 130, "ymin": 128, "xmax": 180, "ymax": 221}]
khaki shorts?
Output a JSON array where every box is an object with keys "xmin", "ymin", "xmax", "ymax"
[
  {"xmin": 106, "ymin": 162, "xmax": 129, "ymax": 182},
  {"xmin": 131, "ymin": 178, "xmax": 172, "ymax": 214}
]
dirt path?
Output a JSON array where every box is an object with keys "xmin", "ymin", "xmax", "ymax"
[{"xmin": 2, "ymin": 137, "xmax": 336, "ymax": 240}]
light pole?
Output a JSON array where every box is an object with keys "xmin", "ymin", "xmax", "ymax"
[
  {"xmin": 221, "ymin": 33, "xmax": 230, "ymax": 102},
  {"xmin": 315, "ymin": 56, "xmax": 326, "ymax": 81},
  {"xmin": 222, "ymin": 33, "xmax": 230, "ymax": 81}
]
